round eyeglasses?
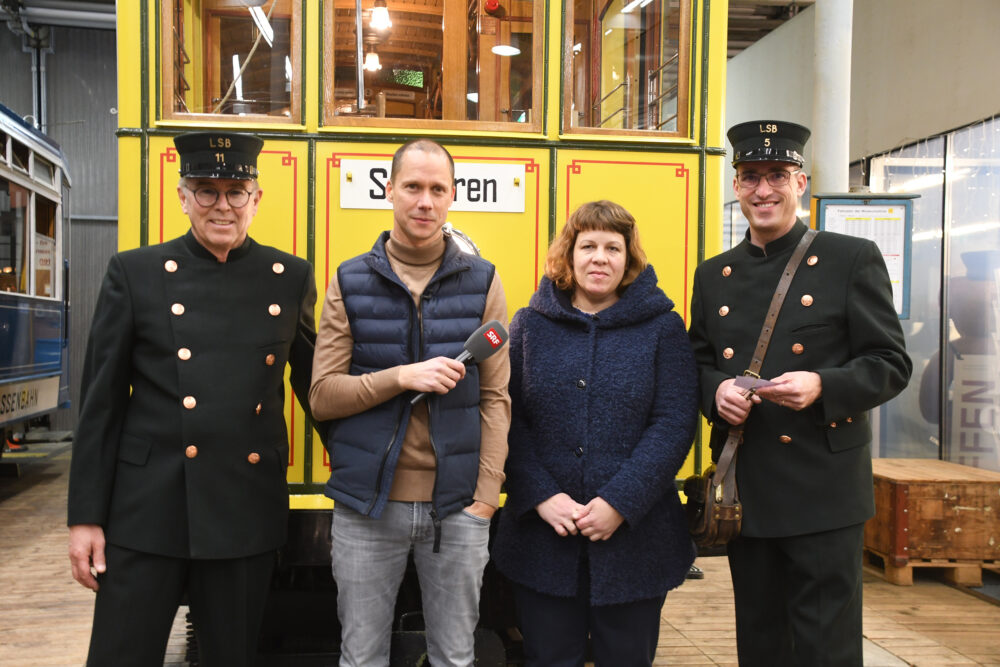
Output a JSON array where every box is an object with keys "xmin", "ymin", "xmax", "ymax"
[
  {"xmin": 184, "ymin": 185, "xmax": 254, "ymax": 208},
  {"xmin": 736, "ymin": 169, "xmax": 800, "ymax": 189}
]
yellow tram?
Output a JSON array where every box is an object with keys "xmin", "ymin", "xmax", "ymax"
[{"xmin": 115, "ymin": 0, "xmax": 728, "ymax": 656}]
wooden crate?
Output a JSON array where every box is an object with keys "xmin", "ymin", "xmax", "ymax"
[{"xmin": 864, "ymin": 458, "xmax": 1000, "ymax": 585}]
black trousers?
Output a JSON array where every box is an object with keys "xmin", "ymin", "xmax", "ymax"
[
  {"xmin": 86, "ymin": 543, "xmax": 276, "ymax": 667},
  {"xmin": 727, "ymin": 522, "xmax": 865, "ymax": 667},
  {"xmin": 513, "ymin": 577, "xmax": 665, "ymax": 667}
]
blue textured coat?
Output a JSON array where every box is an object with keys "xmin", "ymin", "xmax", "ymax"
[{"xmin": 492, "ymin": 265, "xmax": 698, "ymax": 605}]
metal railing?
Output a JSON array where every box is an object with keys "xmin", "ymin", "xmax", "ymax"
[
  {"xmin": 593, "ymin": 76, "xmax": 631, "ymax": 129},
  {"xmin": 647, "ymin": 53, "xmax": 679, "ymax": 130}
]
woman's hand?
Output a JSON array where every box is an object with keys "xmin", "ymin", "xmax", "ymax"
[
  {"xmin": 536, "ymin": 493, "xmax": 587, "ymax": 536},
  {"xmin": 574, "ymin": 497, "xmax": 624, "ymax": 541}
]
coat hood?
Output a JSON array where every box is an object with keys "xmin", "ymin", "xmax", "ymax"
[{"xmin": 528, "ymin": 264, "xmax": 675, "ymax": 328}]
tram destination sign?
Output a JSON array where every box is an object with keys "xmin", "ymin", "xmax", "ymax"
[
  {"xmin": 339, "ymin": 159, "xmax": 526, "ymax": 213},
  {"xmin": 0, "ymin": 376, "xmax": 59, "ymax": 425}
]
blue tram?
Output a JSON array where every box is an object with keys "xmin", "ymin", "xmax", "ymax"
[{"xmin": 0, "ymin": 103, "xmax": 71, "ymax": 453}]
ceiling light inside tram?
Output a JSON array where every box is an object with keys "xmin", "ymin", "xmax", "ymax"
[
  {"xmin": 248, "ymin": 7, "xmax": 274, "ymax": 47},
  {"xmin": 363, "ymin": 50, "xmax": 382, "ymax": 72},
  {"xmin": 371, "ymin": 0, "xmax": 393, "ymax": 31},
  {"xmin": 491, "ymin": 45, "xmax": 521, "ymax": 57}
]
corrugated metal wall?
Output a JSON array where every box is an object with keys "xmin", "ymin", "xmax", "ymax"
[
  {"xmin": 46, "ymin": 27, "xmax": 117, "ymax": 218},
  {"xmin": 49, "ymin": 27, "xmax": 118, "ymax": 431},
  {"xmin": 0, "ymin": 24, "xmax": 36, "ymax": 118},
  {"xmin": 1, "ymin": 24, "xmax": 118, "ymax": 432},
  {"xmin": 60, "ymin": 219, "xmax": 117, "ymax": 430}
]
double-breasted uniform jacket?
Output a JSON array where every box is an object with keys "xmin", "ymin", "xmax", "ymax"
[
  {"xmin": 688, "ymin": 221, "xmax": 912, "ymax": 538},
  {"xmin": 68, "ymin": 231, "xmax": 320, "ymax": 559}
]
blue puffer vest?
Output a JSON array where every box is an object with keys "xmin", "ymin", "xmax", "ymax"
[{"xmin": 324, "ymin": 231, "xmax": 494, "ymax": 525}]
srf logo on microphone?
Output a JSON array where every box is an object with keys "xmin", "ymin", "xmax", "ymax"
[{"xmin": 483, "ymin": 329, "xmax": 502, "ymax": 348}]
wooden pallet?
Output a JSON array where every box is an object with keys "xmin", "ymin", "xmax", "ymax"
[{"xmin": 864, "ymin": 546, "xmax": 997, "ymax": 586}]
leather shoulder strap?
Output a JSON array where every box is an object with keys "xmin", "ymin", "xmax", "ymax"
[{"xmin": 713, "ymin": 228, "xmax": 818, "ymax": 488}]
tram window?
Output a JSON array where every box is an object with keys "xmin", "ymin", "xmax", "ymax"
[
  {"xmin": 0, "ymin": 177, "xmax": 28, "ymax": 294},
  {"xmin": 322, "ymin": 0, "xmax": 543, "ymax": 131},
  {"xmin": 161, "ymin": 0, "xmax": 301, "ymax": 122},
  {"xmin": 11, "ymin": 140, "xmax": 30, "ymax": 172},
  {"xmin": 34, "ymin": 156, "xmax": 55, "ymax": 186},
  {"xmin": 564, "ymin": 0, "xmax": 689, "ymax": 136},
  {"xmin": 34, "ymin": 197, "xmax": 57, "ymax": 298}
]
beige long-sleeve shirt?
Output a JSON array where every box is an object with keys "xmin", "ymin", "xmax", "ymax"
[{"xmin": 309, "ymin": 232, "xmax": 511, "ymax": 507}]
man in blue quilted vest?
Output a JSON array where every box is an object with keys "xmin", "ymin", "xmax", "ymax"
[{"xmin": 309, "ymin": 139, "xmax": 510, "ymax": 667}]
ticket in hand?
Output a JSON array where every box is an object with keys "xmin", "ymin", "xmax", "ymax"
[{"xmin": 733, "ymin": 375, "xmax": 776, "ymax": 391}]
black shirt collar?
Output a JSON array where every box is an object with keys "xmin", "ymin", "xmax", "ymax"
[
  {"xmin": 743, "ymin": 219, "xmax": 807, "ymax": 258},
  {"xmin": 182, "ymin": 229, "xmax": 253, "ymax": 262}
]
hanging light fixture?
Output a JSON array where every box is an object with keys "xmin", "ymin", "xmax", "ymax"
[
  {"xmin": 370, "ymin": 0, "xmax": 392, "ymax": 31},
  {"xmin": 363, "ymin": 45, "xmax": 382, "ymax": 72},
  {"xmin": 491, "ymin": 44, "xmax": 520, "ymax": 56}
]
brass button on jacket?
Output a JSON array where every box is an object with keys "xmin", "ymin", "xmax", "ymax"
[
  {"xmin": 178, "ymin": 348, "xmax": 192, "ymax": 361},
  {"xmin": 719, "ymin": 305, "xmax": 730, "ymax": 317},
  {"xmin": 800, "ymin": 294, "xmax": 814, "ymax": 307},
  {"xmin": 829, "ymin": 421, "xmax": 837, "ymax": 428},
  {"xmin": 247, "ymin": 452, "xmax": 261, "ymax": 464},
  {"xmin": 185, "ymin": 445, "xmax": 198, "ymax": 458},
  {"xmin": 265, "ymin": 353, "xmax": 276, "ymax": 366},
  {"xmin": 723, "ymin": 347, "xmax": 734, "ymax": 359},
  {"xmin": 807, "ymin": 255, "xmax": 819, "ymax": 266},
  {"xmin": 183, "ymin": 395, "xmax": 197, "ymax": 409},
  {"xmin": 171, "ymin": 303, "xmax": 185, "ymax": 316},
  {"xmin": 164, "ymin": 260, "xmax": 178, "ymax": 273},
  {"xmin": 779, "ymin": 435, "xmax": 792, "ymax": 444},
  {"xmin": 272, "ymin": 262, "xmax": 285, "ymax": 274},
  {"xmin": 268, "ymin": 304, "xmax": 281, "ymax": 317},
  {"xmin": 255, "ymin": 402, "xmax": 262, "ymax": 415},
  {"xmin": 722, "ymin": 265, "xmax": 732, "ymax": 277},
  {"xmin": 792, "ymin": 343, "xmax": 804, "ymax": 355}
]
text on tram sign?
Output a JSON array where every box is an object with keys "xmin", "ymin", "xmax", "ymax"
[{"xmin": 339, "ymin": 159, "xmax": 526, "ymax": 213}]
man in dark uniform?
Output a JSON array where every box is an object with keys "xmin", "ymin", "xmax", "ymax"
[
  {"xmin": 688, "ymin": 120, "xmax": 912, "ymax": 666},
  {"xmin": 67, "ymin": 132, "xmax": 321, "ymax": 665}
]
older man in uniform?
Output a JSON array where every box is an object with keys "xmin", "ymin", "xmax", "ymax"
[
  {"xmin": 67, "ymin": 132, "xmax": 321, "ymax": 665},
  {"xmin": 688, "ymin": 121, "xmax": 912, "ymax": 666}
]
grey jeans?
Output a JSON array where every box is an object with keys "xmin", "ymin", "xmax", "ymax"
[{"xmin": 331, "ymin": 501, "xmax": 491, "ymax": 667}]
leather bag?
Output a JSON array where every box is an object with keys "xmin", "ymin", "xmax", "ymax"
[{"xmin": 684, "ymin": 450, "xmax": 741, "ymax": 547}]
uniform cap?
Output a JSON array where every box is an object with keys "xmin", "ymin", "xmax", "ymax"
[
  {"xmin": 174, "ymin": 131, "xmax": 264, "ymax": 180},
  {"xmin": 727, "ymin": 120, "xmax": 810, "ymax": 167}
]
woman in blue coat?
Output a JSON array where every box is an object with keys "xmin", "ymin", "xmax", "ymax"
[{"xmin": 493, "ymin": 200, "xmax": 699, "ymax": 666}]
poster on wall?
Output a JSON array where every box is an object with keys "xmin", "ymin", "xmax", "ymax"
[{"xmin": 815, "ymin": 193, "xmax": 917, "ymax": 319}]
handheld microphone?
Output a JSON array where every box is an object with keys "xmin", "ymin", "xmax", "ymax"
[{"xmin": 410, "ymin": 320, "xmax": 509, "ymax": 405}]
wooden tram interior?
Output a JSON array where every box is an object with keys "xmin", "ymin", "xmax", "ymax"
[{"xmin": 164, "ymin": 0, "xmax": 687, "ymax": 133}]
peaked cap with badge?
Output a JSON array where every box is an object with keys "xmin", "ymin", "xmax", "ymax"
[
  {"xmin": 174, "ymin": 131, "xmax": 263, "ymax": 179},
  {"xmin": 727, "ymin": 120, "xmax": 810, "ymax": 167}
]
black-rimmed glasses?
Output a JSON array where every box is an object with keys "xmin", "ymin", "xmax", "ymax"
[
  {"xmin": 736, "ymin": 169, "xmax": 800, "ymax": 189},
  {"xmin": 184, "ymin": 185, "xmax": 254, "ymax": 208}
]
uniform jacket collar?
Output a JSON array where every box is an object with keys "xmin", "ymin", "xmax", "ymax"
[
  {"xmin": 743, "ymin": 218, "xmax": 808, "ymax": 258},
  {"xmin": 181, "ymin": 229, "xmax": 253, "ymax": 262},
  {"xmin": 529, "ymin": 264, "xmax": 674, "ymax": 329}
]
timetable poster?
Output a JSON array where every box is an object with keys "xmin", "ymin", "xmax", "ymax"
[{"xmin": 824, "ymin": 204, "xmax": 907, "ymax": 315}]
